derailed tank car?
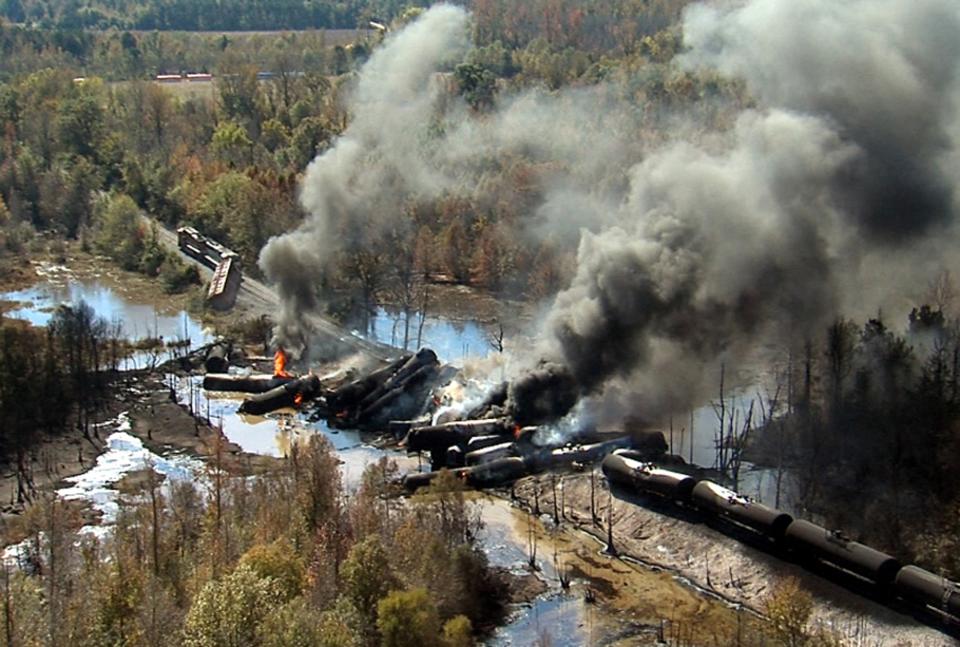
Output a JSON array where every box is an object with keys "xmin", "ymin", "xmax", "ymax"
[{"xmin": 402, "ymin": 456, "xmax": 528, "ymax": 492}]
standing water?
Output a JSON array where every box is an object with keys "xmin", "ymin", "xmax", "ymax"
[
  {"xmin": 367, "ymin": 306, "xmax": 493, "ymax": 364},
  {"xmin": 2, "ymin": 270, "xmax": 209, "ymax": 344}
]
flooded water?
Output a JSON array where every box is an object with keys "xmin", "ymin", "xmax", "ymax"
[
  {"xmin": 678, "ymin": 388, "xmax": 797, "ymax": 512},
  {"xmin": 366, "ymin": 306, "xmax": 492, "ymax": 364},
  {"xmin": 3, "ymin": 411, "xmax": 203, "ymax": 568},
  {"xmin": 171, "ymin": 374, "xmax": 424, "ymax": 491},
  {"xmin": 1, "ymin": 266, "xmax": 210, "ymax": 346},
  {"xmin": 487, "ymin": 593, "xmax": 595, "ymax": 647},
  {"xmin": 476, "ymin": 498, "xmax": 609, "ymax": 646},
  {"xmin": 57, "ymin": 412, "xmax": 203, "ymax": 528}
]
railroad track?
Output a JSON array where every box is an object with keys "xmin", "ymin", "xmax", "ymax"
[{"xmin": 146, "ymin": 218, "xmax": 394, "ymax": 360}]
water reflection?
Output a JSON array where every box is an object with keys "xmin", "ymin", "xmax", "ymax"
[
  {"xmin": 485, "ymin": 593, "xmax": 593, "ymax": 647},
  {"xmin": 671, "ymin": 389, "xmax": 796, "ymax": 512},
  {"xmin": 476, "ymin": 498, "xmax": 600, "ymax": 646},
  {"xmin": 366, "ymin": 306, "xmax": 492, "ymax": 364},
  {"xmin": 2, "ymin": 278, "xmax": 209, "ymax": 345},
  {"xmin": 172, "ymin": 375, "xmax": 423, "ymax": 491}
]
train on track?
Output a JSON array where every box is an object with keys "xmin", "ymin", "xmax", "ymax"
[{"xmin": 601, "ymin": 450, "xmax": 960, "ymax": 629}]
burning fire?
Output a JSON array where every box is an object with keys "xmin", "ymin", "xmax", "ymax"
[
  {"xmin": 274, "ymin": 347, "xmax": 293, "ymax": 378},
  {"xmin": 294, "ymin": 392, "xmax": 303, "ymax": 407},
  {"xmin": 514, "ymin": 424, "xmax": 522, "ymax": 440}
]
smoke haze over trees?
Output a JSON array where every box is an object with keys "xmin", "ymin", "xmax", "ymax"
[{"xmin": 262, "ymin": 1, "xmax": 960, "ymax": 431}]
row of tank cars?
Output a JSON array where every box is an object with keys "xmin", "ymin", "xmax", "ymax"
[{"xmin": 601, "ymin": 450, "xmax": 960, "ymax": 630}]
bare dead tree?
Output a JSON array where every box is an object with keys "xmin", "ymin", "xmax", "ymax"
[
  {"xmin": 712, "ymin": 363, "xmax": 726, "ymax": 473},
  {"xmin": 551, "ymin": 473, "xmax": 559, "ymax": 525},
  {"xmin": 527, "ymin": 510, "xmax": 538, "ymax": 569},
  {"xmin": 415, "ymin": 282, "xmax": 429, "ymax": 350},
  {"xmin": 589, "ymin": 469, "xmax": 597, "ymax": 525},
  {"xmin": 604, "ymin": 487, "xmax": 617, "ymax": 556},
  {"xmin": 925, "ymin": 269, "xmax": 957, "ymax": 315},
  {"xmin": 488, "ymin": 319, "xmax": 505, "ymax": 354}
]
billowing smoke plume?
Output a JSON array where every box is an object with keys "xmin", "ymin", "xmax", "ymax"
[
  {"xmin": 260, "ymin": 4, "xmax": 646, "ymax": 348},
  {"xmin": 510, "ymin": 0, "xmax": 960, "ymax": 426},
  {"xmin": 682, "ymin": 0, "xmax": 960, "ymax": 240},
  {"xmin": 259, "ymin": 5, "xmax": 471, "ymax": 347},
  {"xmin": 263, "ymin": 1, "xmax": 960, "ymax": 427}
]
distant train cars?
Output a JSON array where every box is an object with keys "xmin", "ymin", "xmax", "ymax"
[
  {"xmin": 176, "ymin": 227, "xmax": 242, "ymax": 311},
  {"xmin": 154, "ymin": 73, "xmax": 213, "ymax": 83},
  {"xmin": 601, "ymin": 450, "xmax": 960, "ymax": 629},
  {"xmin": 177, "ymin": 227, "xmax": 239, "ymax": 269}
]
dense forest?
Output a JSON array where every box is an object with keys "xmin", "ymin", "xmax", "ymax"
[
  {"xmin": 0, "ymin": 0, "xmax": 713, "ymax": 333},
  {"xmin": 742, "ymin": 303, "xmax": 960, "ymax": 578},
  {"xmin": 0, "ymin": 0, "xmax": 684, "ymax": 35},
  {"xmin": 0, "ymin": 0, "xmax": 428, "ymax": 30}
]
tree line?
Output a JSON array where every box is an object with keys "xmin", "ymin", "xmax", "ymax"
[
  {"xmin": 0, "ymin": 0, "xmax": 433, "ymax": 31},
  {"xmin": 0, "ymin": 21, "xmax": 370, "ymax": 81},
  {"xmin": 744, "ymin": 294, "xmax": 960, "ymax": 577}
]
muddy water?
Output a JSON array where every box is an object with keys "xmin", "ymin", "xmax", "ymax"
[{"xmin": 477, "ymin": 498, "xmax": 602, "ymax": 646}]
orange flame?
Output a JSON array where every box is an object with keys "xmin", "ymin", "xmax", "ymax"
[
  {"xmin": 294, "ymin": 392, "xmax": 303, "ymax": 407},
  {"xmin": 274, "ymin": 347, "xmax": 292, "ymax": 378},
  {"xmin": 514, "ymin": 424, "xmax": 523, "ymax": 440}
]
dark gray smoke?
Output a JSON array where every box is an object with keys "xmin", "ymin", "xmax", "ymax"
[
  {"xmin": 682, "ymin": 0, "xmax": 960, "ymax": 240},
  {"xmin": 514, "ymin": 0, "xmax": 960, "ymax": 425},
  {"xmin": 262, "ymin": 1, "xmax": 960, "ymax": 428},
  {"xmin": 519, "ymin": 111, "xmax": 849, "ymax": 423}
]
